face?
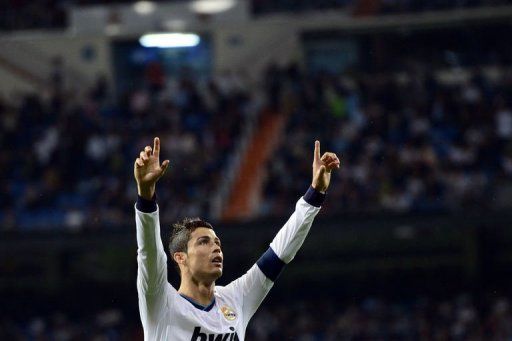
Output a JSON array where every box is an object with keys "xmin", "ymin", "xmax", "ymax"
[{"xmin": 179, "ymin": 227, "xmax": 223, "ymax": 282}]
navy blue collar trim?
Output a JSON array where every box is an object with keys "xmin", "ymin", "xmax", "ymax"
[{"xmin": 179, "ymin": 294, "xmax": 215, "ymax": 312}]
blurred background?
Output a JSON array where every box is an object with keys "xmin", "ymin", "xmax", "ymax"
[{"xmin": 1, "ymin": 0, "xmax": 512, "ymax": 339}]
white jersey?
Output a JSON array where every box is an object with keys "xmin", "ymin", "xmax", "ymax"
[{"xmin": 135, "ymin": 187, "xmax": 324, "ymax": 341}]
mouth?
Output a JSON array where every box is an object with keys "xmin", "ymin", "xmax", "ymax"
[{"xmin": 211, "ymin": 256, "xmax": 223, "ymax": 267}]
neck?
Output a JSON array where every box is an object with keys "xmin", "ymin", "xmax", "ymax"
[{"xmin": 178, "ymin": 276, "xmax": 215, "ymax": 306}]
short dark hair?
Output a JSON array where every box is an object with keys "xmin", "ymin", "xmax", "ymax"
[{"xmin": 169, "ymin": 217, "xmax": 214, "ymax": 268}]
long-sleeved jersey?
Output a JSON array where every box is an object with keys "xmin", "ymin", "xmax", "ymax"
[{"xmin": 135, "ymin": 187, "xmax": 325, "ymax": 340}]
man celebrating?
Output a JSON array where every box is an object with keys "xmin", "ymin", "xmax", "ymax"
[{"xmin": 134, "ymin": 137, "xmax": 340, "ymax": 340}]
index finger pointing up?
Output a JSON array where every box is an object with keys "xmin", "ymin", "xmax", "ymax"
[
  {"xmin": 153, "ymin": 137, "xmax": 160, "ymax": 157},
  {"xmin": 314, "ymin": 140, "xmax": 321, "ymax": 162}
]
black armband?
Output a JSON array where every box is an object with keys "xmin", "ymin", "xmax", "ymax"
[
  {"xmin": 303, "ymin": 186, "xmax": 326, "ymax": 207},
  {"xmin": 256, "ymin": 247, "xmax": 286, "ymax": 282},
  {"xmin": 136, "ymin": 194, "xmax": 157, "ymax": 213}
]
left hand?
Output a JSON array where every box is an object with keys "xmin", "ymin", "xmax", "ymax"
[{"xmin": 311, "ymin": 141, "xmax": 340, "ymax": 193}]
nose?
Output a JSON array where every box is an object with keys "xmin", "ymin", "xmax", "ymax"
[{"xmin": 213, "ymin": 244, "xmax": 222, "ymax": 255}]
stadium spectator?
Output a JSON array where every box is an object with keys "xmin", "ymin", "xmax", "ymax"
[
  {"xmin": 261, "ymin": 61, "xmax": 512, "ymax": 216},
  {"xmin": 2, "ymin": 53, "xmax": 512, "ymax": 228},
  {"xmin": 0, "ymin": 68, "xmax": 257, "ymax": 230}
]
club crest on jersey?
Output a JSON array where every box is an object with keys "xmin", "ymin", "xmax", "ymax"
[{"xmin": 220, "ymin": 305, "xmax": 237, "ymax": 321}]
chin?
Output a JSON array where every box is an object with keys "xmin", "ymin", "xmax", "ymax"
[
  {"xmin": 200, "ymin": 269, "xmax": 222, "ymax": 282},
  {"xmin": 209, "ymin": 267, "xmax": 222, "ymax": 280},
  {"xmin": 213, "ymin": 268, "xmax": 223, "ymax": 278}
]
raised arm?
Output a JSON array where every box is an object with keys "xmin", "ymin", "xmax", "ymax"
[
  {"xmin": 134, "ymin": 137, "xmax": 170, "ymax": 328},
  {"xmin": 226, "ymin": 141, "xmax": 340, "ymax": 327},
  {"xmin": 269, "ymin": 140, "xmax": 340, "ymax": 263}
]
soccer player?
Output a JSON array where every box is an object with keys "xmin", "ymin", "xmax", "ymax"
[{"xmin": 134, "ymin": 137, "xmax": 340, "ymax": 340}]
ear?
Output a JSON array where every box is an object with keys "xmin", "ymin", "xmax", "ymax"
[{"xmin": 173, "ymin": 252, "xmax": 187, "ymax": 265}]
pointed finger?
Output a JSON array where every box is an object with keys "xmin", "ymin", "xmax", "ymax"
[
  {"xmin": 314, "ymin": 140, "xmax": 321, "ymax": 162},
  {"xmin": 153, "ymin": 137, "xmax": 160, "ymax": 158}
]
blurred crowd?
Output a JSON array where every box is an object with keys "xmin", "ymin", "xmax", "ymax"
[
  {"xmin": 1, "ymin": 294, "xmax": 511, "ymax": 340},
  {"xmin": 261, "ymin": 60, "xmax": 512, "ymax": 216},
  {"xmin": 0, "ymin": 308, "xmax": 140, "ymax": 340},
  {"xmin": 3, "ymin": 44, "xmax": 512, "ymax": 228},
  {"xmin": 247, "ymin": 294, "xmax": 512, "ymax": 340},
  {"xmin": 0, "ymin": 67, "xmax": 256, "ymax": 230}
]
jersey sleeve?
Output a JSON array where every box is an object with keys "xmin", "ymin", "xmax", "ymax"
[
  {"xmin": 135, "ymin": 195, "xmax": 170, "ymax": 330},
  {"xmin": 266, "ymin": 186, "xmax": 323, "ymax": 265},
  {"xmin": 225, "ymin": 187, "xmax": 325, "ymax": 327}
]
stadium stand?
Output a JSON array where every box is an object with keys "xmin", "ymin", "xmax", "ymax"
[
  {"xmin": 0, "ymin": 70, "xmax": 258, "ymax": 230},
  {"xmin": 2, "ymin": 294, "xmax": 511, "ymax": 339},
  {"xmin": 4, "ymin": 24, "xmax": 512, "ymax": 227},
  {"xmin": 260, "ymin": 39, "xmax": 512, "ymax": 216}
]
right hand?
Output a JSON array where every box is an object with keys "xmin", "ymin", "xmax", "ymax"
[
  {"xmin": 134, "ymin": 137, "xmax": 170, "ymax": 200},
  {"xmin": 311, "ymin": 140, "xmax": 340, "ymax": 193}
]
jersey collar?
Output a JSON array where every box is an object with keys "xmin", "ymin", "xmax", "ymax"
[{"xmin": 179, "ymin": 294, "xmax": 216, "ymax": 312}]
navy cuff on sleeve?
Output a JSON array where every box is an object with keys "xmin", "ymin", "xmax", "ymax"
[
  {"xmin": 256, "ymin": 247, "xmax": 285, "ymax": 282},
  {"xmin": 303, "ymin": 186, "xmax": 326, "ymax": 207},
  {"xmin": 136, "ymin": 194, "xmax": 157, "ymax": 213}
]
